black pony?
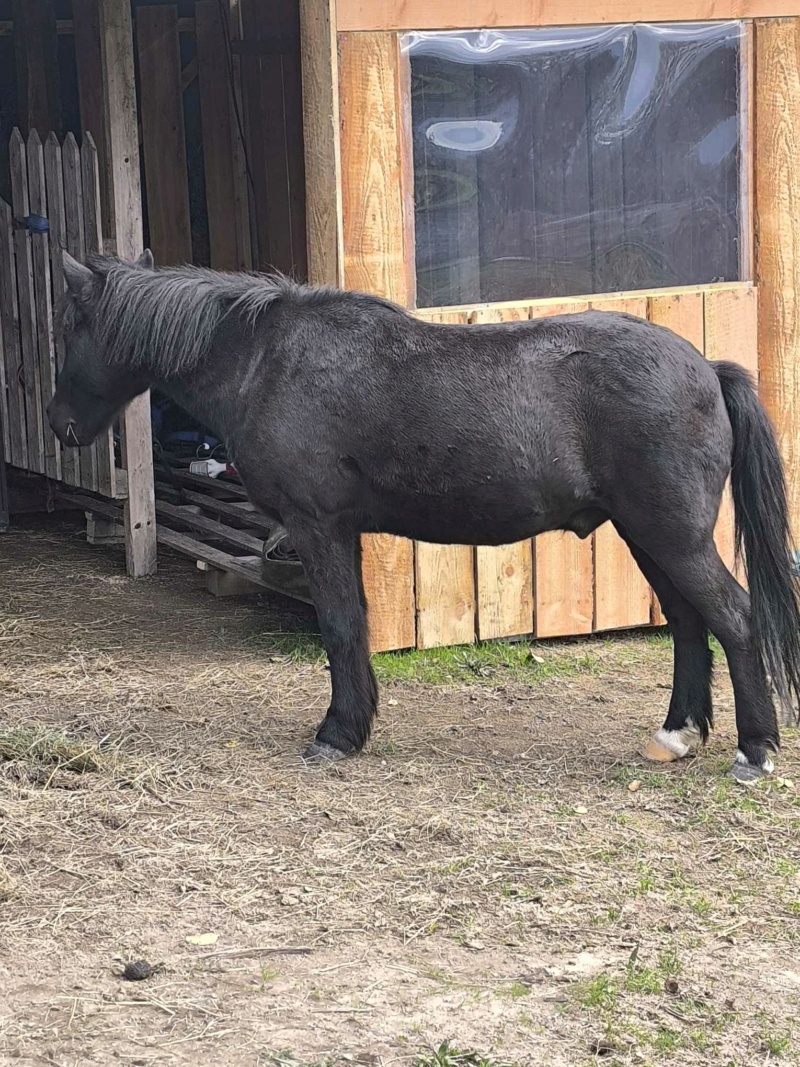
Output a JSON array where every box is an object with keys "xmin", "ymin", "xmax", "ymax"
[{"xmin": 49, "ymin": 252, "xmax": 800, "ymax": 782}]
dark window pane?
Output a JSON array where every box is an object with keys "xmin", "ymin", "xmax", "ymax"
[{"xmin": 405, "ymin": 23, "xmax": 744, "ymax": 307}]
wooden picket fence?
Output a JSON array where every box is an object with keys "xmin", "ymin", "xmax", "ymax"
[{"xmin": 0, "ymin": 128, "xmax": 119, "ymax": 497}]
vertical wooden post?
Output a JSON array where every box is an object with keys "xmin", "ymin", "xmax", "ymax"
[
  {"xmin": 339, "ymin": 32, "xmax": 416, "ymax": 651},
  {"xmin": 98, "ymin": 0, "xmax": 157, "ymax": 576},
  {"xmin": 299, "ymin": 0, "xmax": 344, "ymax": 286},
  {"xmin": 755, "ymin": 18, "xmax": 800, "ymax": 540}
]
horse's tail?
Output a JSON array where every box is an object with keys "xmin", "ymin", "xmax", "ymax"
[{"xmin": 714, "ymin": 360, "xmax": 800, "ymax": 719}]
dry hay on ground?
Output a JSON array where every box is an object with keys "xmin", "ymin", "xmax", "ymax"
[{"xmin": 1, "ymin": 517, "xmax": 799, "ymax": 1066}]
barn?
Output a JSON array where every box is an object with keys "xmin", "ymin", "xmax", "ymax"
[{"xmin": 0, "ymin": 0, "xmax": 799, "ymax": 653}]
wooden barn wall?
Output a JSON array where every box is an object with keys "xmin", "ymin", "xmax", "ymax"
[
  {"xmin": 132, "ymin": 1, "xmax": 307, "ymax": 277},
  {"xmin": 239, "ymin": 0, "xmax": 307, "ymax": 277},
  {"xmin": 337, "ymin": 1, "xmax": 800, "ymax": 31},
  {"xmin": 337, "ymin": 30, "xmax": 761, "ymax": 652}
]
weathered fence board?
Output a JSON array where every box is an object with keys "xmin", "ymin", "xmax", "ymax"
[
  {"xmin": 26, "ymin": 129, "xmax": 61, "ymax": 482},
  {"xmin": 0, "ymin": 200, "xmax": 27, "ymax": 468},
  {"xmin": 44, "ymin": 132, "xmax": 79, "ymax": 487},
  {"xmin": 81, "ymin": 132, "xmax": 116, "ymax": 497},
  {"xmin": 1, "ymin": 128, "xmax": 122, "ymax": 498},
  {"xmin": 9, "ymin": 128, "xmax": 45, "ymax": 473}
]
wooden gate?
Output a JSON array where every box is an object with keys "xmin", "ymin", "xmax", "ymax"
[{"xmin": 0, "ymin": 128, "xmax": 121, "ymax": 498}]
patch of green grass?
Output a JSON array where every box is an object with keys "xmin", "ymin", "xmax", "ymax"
[
  {"xmin": 414, "ymin": 1041, "xmax": 515, "ymax": 1067},
  {"xmin": 623, "ymin": 949, "xmax": 681, "ymax": 996},
  {"xmin": 650, "ymin": 1026, "xmax": 683, "ymax": 1053},
  {"xmin": 760, "ymin": 1028, "xmax": 793, "ymax": 1056},
  {"xmin": 373, "ymin": 642, "xmax": 600, "ymax": 687},
  {"xmin": 623, "ymin": 964, "xmax": 662, "ymax": 996},
  {"xmin": 0, "ymin": 725, "xmax": 108, "ymax": 774},
  {"xmin": 774, "ymin": 858, "xmax": 800, "ymax": 878},
  {"xmin": 575, "ymin": 974, "xmax": 618, "ymax": 1012},
  {"xmin": 502, "ymin": 982, "xmax": 531, "ymax": 1000},
  {"xmin": 688, "ymin": 893, "xmax": 713, "ymax": 918},
  {"xmin": 635, "ymin": 863, "xmax": 657, "ymax": 895},
  {"xmin": 251, "ymin": 625, "xmax": 679, "ymax": 688}
]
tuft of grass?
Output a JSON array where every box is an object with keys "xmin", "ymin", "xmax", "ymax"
[
  {"xmin": 650, "ymin": 1026, "xmax": 683, "ymax": 1053},
  {"xmin": 760, "ymin": 1029, "xmax": 792, "ymax": 1056},
  {"xmin": 576, "ymin": 974, "xmax": 618, "ymax": 1012},
  {"xmin": 414, "ymin": 1041, "xmax": 515, "ymax": 1067},
  {"xmin": 0, "ymin": 725, "xmax": 107, "ymax": 773}
]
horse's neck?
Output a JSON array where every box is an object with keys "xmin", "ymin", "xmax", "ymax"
[{"xmin": 156, "ymin": 336, "xmax": 259, "ymax": 451}]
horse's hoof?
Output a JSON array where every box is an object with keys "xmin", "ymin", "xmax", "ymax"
[
  {"xmin": 643, "ymin": 739, "xmax": 681, "ymax": 762},
  {"xmin": 728, "ymin": 750, "xmax": 774, "ymax": 786},
  {"xmin": 302, "ymin": 741, "xmax": 349, "ymax": 764},
  {"xmin": 642, "ymin": 725, "xmax": 700, "ymax": 763}
]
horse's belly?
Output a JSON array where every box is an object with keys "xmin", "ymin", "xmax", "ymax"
[{"xmin": 365, "ymin": 487, "xmax": 565, "ymax": 546}]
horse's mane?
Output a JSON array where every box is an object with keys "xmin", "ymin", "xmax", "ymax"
[{"xmin": 75, "ymin": 257, "xmax": 301, "ymax": 376}]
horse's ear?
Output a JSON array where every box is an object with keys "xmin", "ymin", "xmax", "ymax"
[
  {"xmin": 62, "ymin": 251, "xmax": 93, "ymax": 298},
  {"xmin": 136, "ymin": 248, "xmax": 155, "ymax": 270}
]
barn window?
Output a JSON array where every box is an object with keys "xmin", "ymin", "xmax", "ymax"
[{"xmin": 405, "ymin": 23, "xmax": 746, "ymax": 308}]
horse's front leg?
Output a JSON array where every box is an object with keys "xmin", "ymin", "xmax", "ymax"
[{"xmin": 285, "ymin": 519, "xmax": 378, "ymax": 760}]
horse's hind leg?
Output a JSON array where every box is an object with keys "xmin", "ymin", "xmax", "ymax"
[
  {"xmin": 614, "ymin": 524, "xmax": 712, "ymax": 761},
  {"xmin": 619, "ymin": 521, "xmax": 779, "ymax": 781},
  {"xmin": 284, "ymin": 519, "xmax": 378, "ymax": 761}
]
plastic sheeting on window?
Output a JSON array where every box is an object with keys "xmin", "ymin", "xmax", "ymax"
[{"xmin": 403, "ymin": 23, "xmax": 744, "ymax": 307}]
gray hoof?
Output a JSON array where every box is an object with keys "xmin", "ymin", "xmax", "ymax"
[
  {"xmin": 728, "ymin": 760, "xmax": 768, "ymax": 786},
  {"xmin": 302, "ymin": 741, "xmax": 349, "ymax": 764}
]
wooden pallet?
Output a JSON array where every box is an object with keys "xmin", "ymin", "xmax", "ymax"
[{"xmin": 56, "ymin": 477, "xmax": 312, "ymax": 604}]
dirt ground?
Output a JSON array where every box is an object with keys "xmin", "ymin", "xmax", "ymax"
[{"xmin": 1, "ymin": 517, "xmax": 800, "ymax": 1067}]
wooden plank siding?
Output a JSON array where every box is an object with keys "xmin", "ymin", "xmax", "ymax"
[
  {"xmin": 72, "ymin": 0, "xmax": 113, "ymax": 238},
  {"xmin": 136, "ymin": 5, "xmax": 193, "ymax": 266},
  {"xmin": 196, "ymin": 0, "xmax": 251, "ymax": 270},
  {"xmin": 239, "ymin": 0, "xmax": 307, "ymax": 276},
  {"xmin": 469, "ymin": 306, "xmax": 534, "ymax": 640},
  {"xmin": 402, "ymin": 283, "xmax": 759, "ymax": 650},
  {"xmin": 755, "ymin": 18, "xmax": 800, "ymax": 540},
  {"xmin": 589, "ymin": 295, "xmax": 652, "ymax": 632},
  {"xmin": 705, "ymin": 286, "xmax": 758, "ymax": 581},
  {"xmin": 339, "ymin": 31, "xmax": 417, "ymax": 652},
  {"xmin": 414, "ymin": 309, "xmax": 476, "ymax": 649},
  {"xmin": 338, "ymin": 0, "xmax": 800, "ymax": 30}
]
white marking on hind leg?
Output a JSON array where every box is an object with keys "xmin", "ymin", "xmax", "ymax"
[
  {"xmin": 643, "ymin": 720, "xmax": 702, "ymax": 762},
  {"xmin": 735, "ymin": 749, "xmax": 774, "ymax": 774}
]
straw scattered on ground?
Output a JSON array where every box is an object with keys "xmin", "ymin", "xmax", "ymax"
[{"xmin": 1, "ymin": 516, "xmax": 799, "ymax": 1066}]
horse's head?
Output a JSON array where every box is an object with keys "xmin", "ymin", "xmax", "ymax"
[{"xmin": 47, "ymin": 249, "xmax": 155, "ymax": 448}]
